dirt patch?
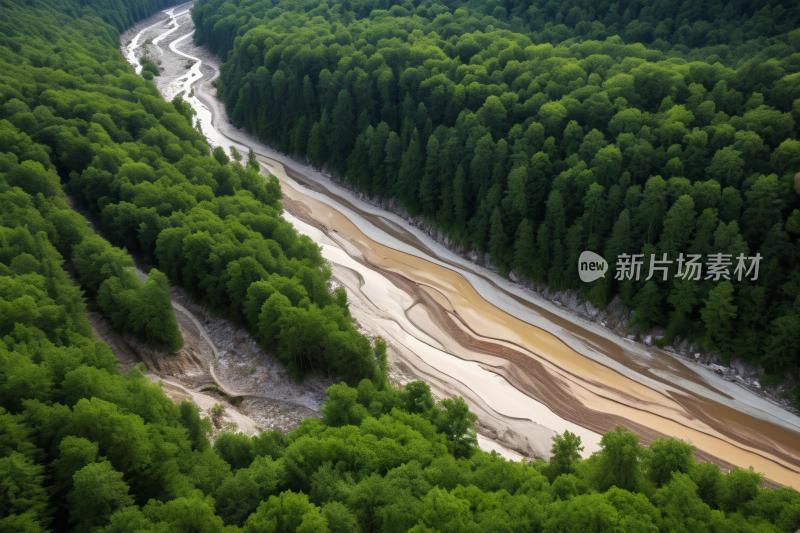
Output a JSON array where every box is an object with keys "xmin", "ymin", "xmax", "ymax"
[
  {"xmin": 87, "ymin": 312, "xmax": 140, "ymax": 373},
  {"xmin": 241, "ymin": 397, "xmax": 321, "ymax": 434},
  {"xmin": 170, "ymin": 287, "xmax": 335, "ymax": 411}
]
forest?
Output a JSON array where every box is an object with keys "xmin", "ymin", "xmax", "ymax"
[
  {"xmin": 194, "ymin": 0, "xmax": 800, "ymax": 393},
  {"xmin": 1, "ymin": 0, "xmax": 800, "ymax": 530}
]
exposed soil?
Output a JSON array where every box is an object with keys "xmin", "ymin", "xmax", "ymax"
[
  {"xmin": 171, "ymin": 287, "xmax": 333, "ymax": 413},
  {"xmin": 86, "ymin": 312, "xmax": 140, "ymax": 373}
]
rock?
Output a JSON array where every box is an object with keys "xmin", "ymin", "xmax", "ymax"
[
  {"xmin": 643, "ymin": 335, "xmax": 653, "ymax": 345},
  {"xmin": 694, "ymin": 353, "xmax": 700, "ymax": 358},
  {"xmin": 729, "ymin": 356, "xmax": 764, "ymax": 380}
]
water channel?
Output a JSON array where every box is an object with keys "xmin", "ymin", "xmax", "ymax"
[{"xmin": 122, "ymin": 4, "xmax": 800, "ymax": 486}]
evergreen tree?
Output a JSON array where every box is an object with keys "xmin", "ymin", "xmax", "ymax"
[
  {"xmin": 488, "ymin": 206, "xmax": 508, "ymax": 269},
  {"xmin": 514, "ymin": 219, "xmax": 536, "ymax": 278},
  {"xmin": 418, "ymin": 136, "xmax": 440, "ymax": 219},
  {"xmin": 383, "ymin": 132, "xmax": 403, "ymax": 196},
  {"xmin": 331, "ymin": 89, "xmax": 356, "ymax": 173},
  {"xmin": 701, "ymin": 281, "xmax": 738, "ymax": 360},
  {"xmin": 397, "ymin": 129, "xmax": 424, "ymax": 213}
]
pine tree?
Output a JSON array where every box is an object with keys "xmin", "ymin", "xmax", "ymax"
[
  {"xmin": 582, "ymin": 182, "xmax": 607, "ymax": 248},
  {"xmin": 346, "ymin": 134, "xmax": 370, "ymax": 192},
  {"xmin": 503, "ymin": 166, "xmax": 528, "ymax": 224},
  {"xmin": 545, "ymin": 190, "xmax": 566, "ymax": 241},
  {"xmin": 565, "ymin": 220, "xmax": 584, "ymax": 289},
  {"xmin": 604, "ymin": 208, "xmax": 631, "ymax": 270},
  {"xmin": 418, "ymin": 136, "xmax": 440, "ymax": 219},
  {"xmin": 527, "ymin": 152, "xmax": 551, "ymax": 219},
  {"xmin": 701, "ymin": 281, "xmax": 738, "ymax": 360},
  {"xmin": 306, "ymin": 121, "xmax": 328, "ymax": 169},
  {"xmin": 548, "ymin": 239, "xmax": 566, "ymax": 290},
  {"xmin": 331, "ymin": 89, "xmax": 356, "ymax": 172},
  {"xmin": 383, "ymin": 132, "xmax": 403, "ymax": 196},
  {"xmin": 630, "ymin": 280, "xmax": 665, "ymax": 332},
  {"xmin": 689, "ymin": 208, "xmax": 719, "ymax": 255},
  {"xmin": 397, "ymin": 129, "xmax": 424, "ymax": 213},
  {"xmin": 292, "ymin": 115, "xmax": 310, "ymax": 159},
  {"xmin": 535, "ymin": 224, "xmax": 551, "ymax": 281},
  {"xmin": 666, "ymin": 279, "xmax": 699, "ymax": 340},
  {"xmin": 302, "ymin": 75, "xmax": 318, "ymax": 121},
  {"xmin": 368, "ymin": 123, "xmax": 390, "ymax": 195},
  {"xmin": 470, "ymin": 134, "xmax": 496, "ymax": 200},
  {"xmin": 453, "ymin": 164, "xmax": 468, "ymax": 237},
  {"xmin": 658, "ymin": 195, "xmax": 696, "ymax": 261},
  {"xmin": 469, "ymin": 200, "xmax": 492, "ymax": 254},
  {"xmin": 514, "ymin": 218, "xmax": 536, "ymax": 278},
  {"xmin": 488, "ymin": 206, "xmax": 508, "ymax": 269}
]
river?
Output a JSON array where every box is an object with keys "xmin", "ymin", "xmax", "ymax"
[{"xmin": 121, "ymin": 4, "xmax": 800, "ymax": 485}]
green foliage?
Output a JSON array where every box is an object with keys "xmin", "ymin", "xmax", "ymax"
[
  {"xmin": 96, "ymin": 266, "xmax": 184, "ymax": 351},
  {"xmin": 546, "ymin": 430, "xmax": 584, "ymax": 482},
  {"xmin": 67, "ymin": 462, "xmax": 135, "ymax": 533},
  {"xmin": 214, "ymin": 432, "xmax": 256, "ymax": 471},
  {"xmin": 645, "ymin": 438, "xmax": 696, "ymax": 488},
  {"xmin": 592, "ymin": 426, "xmax": 648, "ymax": 493},
  {"xmin": 0, "ymin": 453, "xmax": 49, "ymax": 531},
  {"xmin": 437, "ymin": 395, "xmax": 478, "ymax": 459},
  {"xmin": 0, "ymin": 0, "xmax": 383, "ymax": 384},
  {"xmin": 1, "ymin": 0, "xmax": 799, "ymax": 531},
  {"xmin": 197, "ymin": 0, "xmax": 800, "ymax": 374}
]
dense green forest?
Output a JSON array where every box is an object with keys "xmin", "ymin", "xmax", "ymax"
[
  {"xmin": 0, "ymin": 3, "xmax": 184, "ymax": 351},
  {"xmin": 2, "ymin": 0, "xmax": 800, "ymax": 531},
  {"xmin": 195, "ymin": 0, "xmax": 800, "ymax": 386},
  {"xmin": 1, "ymin": 0, "xmax": 386, "ymax": 381}
]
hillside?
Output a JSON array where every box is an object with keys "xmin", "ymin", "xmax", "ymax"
[
  {"xmin": 195, "ymin": 0, "xmax": 800, "ymax": 392},
  {"xmin": 1, "ymin": 0, "xmax": 800, "ymax": 531}
]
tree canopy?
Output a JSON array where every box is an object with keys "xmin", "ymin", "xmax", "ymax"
[{"xmin": 195, "ymin": 0, "xmax": 800, "ymax": 386}]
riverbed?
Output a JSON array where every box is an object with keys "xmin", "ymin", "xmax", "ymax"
[{"xmin": 120, "ymin": 4, "xmax": 800, "ymax": 484}]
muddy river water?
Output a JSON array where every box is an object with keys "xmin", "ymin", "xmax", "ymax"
[{"xmin": 122, "ymin": 4, "xmax": 800, "ymax": 485}]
